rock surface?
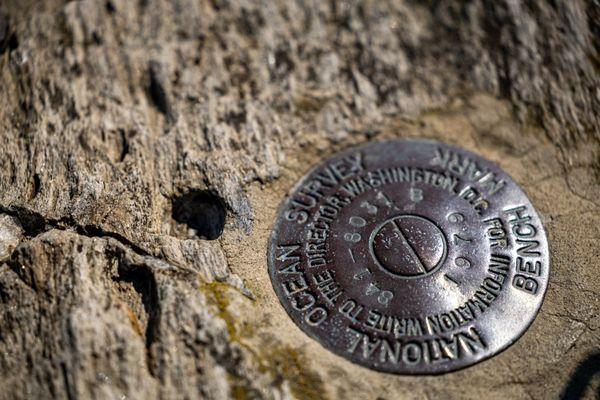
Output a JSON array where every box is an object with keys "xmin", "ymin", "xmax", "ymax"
[{"xmin": 0, "ymin": 1, "xmax": 598, "ymax": 399}]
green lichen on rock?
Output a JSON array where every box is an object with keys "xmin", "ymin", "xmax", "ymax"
[
  {"xmin": 256, "ymin": 344, "xmax": 328, "ymax": 400},
  {"xmin": 200, "ymin": 280, "xmax": 326, "ymax": 400},
  {"xmin": 200, "ymin": 281, "xmax": 242, "ymax": 340}
]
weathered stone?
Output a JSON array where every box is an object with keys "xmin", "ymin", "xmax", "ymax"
[{"xmin": 0, "ymin": 0, "xmax": 598, "ymax": 399}]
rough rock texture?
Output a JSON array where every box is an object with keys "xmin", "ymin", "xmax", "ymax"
[{"xmin": 0, "ymin": 0, "xmax": 598, "ymax": 399}]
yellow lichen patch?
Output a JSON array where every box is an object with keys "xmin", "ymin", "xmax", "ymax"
[
  {"xmin": 199, "ymin": 280, "xmax": 326, "ymax": 399},
  {"xmin": 293, "ymin": 93, "xmax": 330, "ymax": 115},
  {"xmin": 226, "ymin": 373, "xmax": 262, "ymax": 400},
  {"xmin": 256, "ymin": 344, "xmax": 328, "ymax": 400},
  {"xmin": 200, "ymin": 280, "xmax": 244, "ymax": 341}
]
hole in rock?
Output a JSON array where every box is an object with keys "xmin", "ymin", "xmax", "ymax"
[{"xmin": 171, "ymin": 190, "xmax": 226, "ymax": 240}]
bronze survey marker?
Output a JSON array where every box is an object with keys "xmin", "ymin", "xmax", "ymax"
[{"xmin": 268, "ymin": 139, "xmax": 550, "ymax": 374}]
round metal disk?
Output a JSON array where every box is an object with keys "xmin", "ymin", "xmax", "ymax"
[{"xmin": 268, "ymin": 139, "xmax": 550, "ymax": 374}]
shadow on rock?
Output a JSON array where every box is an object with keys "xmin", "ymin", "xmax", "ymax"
[{"xmin": 560, "ymin": 352, "xmax": 600, "ymax": 400}]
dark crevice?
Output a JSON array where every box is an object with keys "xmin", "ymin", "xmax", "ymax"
[
  {"xmin": 587, "ymin": 1, "xmax": 600, "ymax": 72},
  {"xmin": 147, "ymin": 61, "xmax": 173, "ymax": 120},
  {"xmin": 60, "ymin": 361, "xmax": 76, "ymax": 400},
  {"xmin": 32, "ymin": 174, "xmax": 41, "ymax": 198},
  {"xmin": 221, "ymin": 108, "xmax": 247, "ymax": 132},
  {"xmin": 111, "ymin": 254, "xmax": 160, "ymax": 377},
  {"xmin": 271, "ymin": 47, "xmax": 295, "ymax": 78},
  {"xmin": 0, "ymin": 12, "xmax": 8, "ymax": 44},
  {"xmin": 498, "ymin": 46, "xmax": 512, "ymax": 99},
  {"xmin": 0, "ymin": 205, "xmax": 46, "ymax": 236},
  {"xmin": 0, "ymin": 205, "xmax": 151, "ymax": 257},
  {"xmin": 105, "ymin": 1, "xmax": 116, "ymax": 14},
  {"xmin": 91, "ymin": 31, "xmax": 102, "ymax": 45},
  {"xmin": 171, "ymin": 190, "xmax": 226, "ymax": 240},
  {"xmin": 118, "ymin": 128, "xmax": 130, "ymax": 162},
  {"xmin": 0, "ymin": 11, "xmax": 18, "ymax": 55},
  {"xmin": 75, "ymin": 224, "xmax": 151, "ymax": 256}
]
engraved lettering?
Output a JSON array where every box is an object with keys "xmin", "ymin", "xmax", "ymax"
[
  {"xmin": 505, "ymin": 205, "xmax": 543, "ymax": 295},
  {"xmin": 340, "ymin": 299, "xmax": 364, "ymax": 323},
  {"xmin": 305, "ymin": 307, "xmax": 328, "ymax": 326},
  {"xmin": 431, "ymin": 148, "xmax": 505, "ymax": 195}
]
